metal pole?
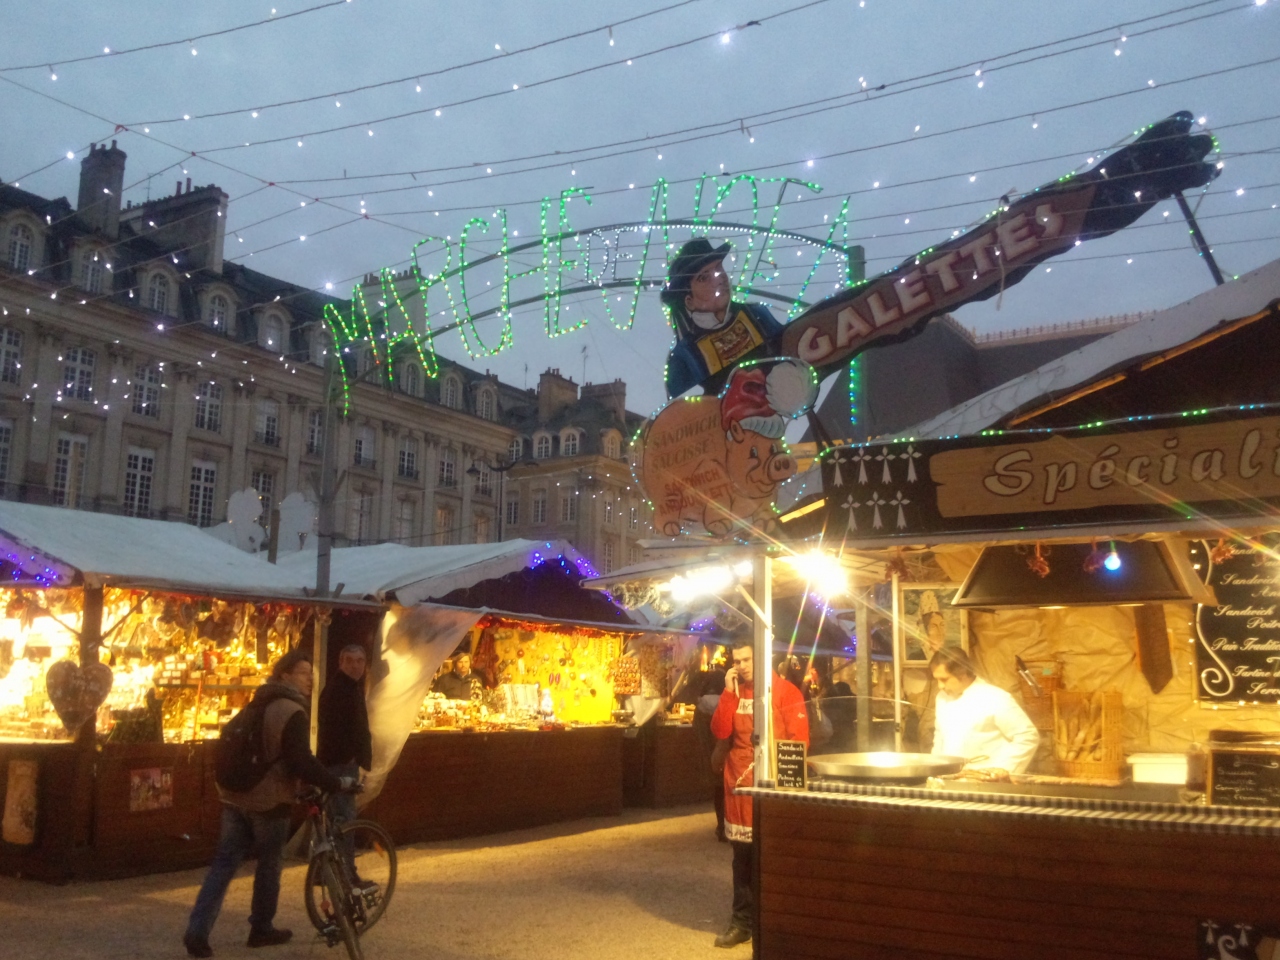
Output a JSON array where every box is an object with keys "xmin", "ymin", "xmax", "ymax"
[
  {"xmin": 312, "ymin": 348, "xmax": 341, "ymax": 749},
  {"xmin": 892, "ymin": 572, "xmax": 903, "ymax": 752},
  {"xmin": 855, "ymin": 569, "xmax": 871, "ymax": 751},
  {"xmin": 1174, "ymin": 191, "xmax": 1226, "ymax": 286},
  {"xmin": 752, "ymin": 552, "xmax": 774, "ymax": 784}
]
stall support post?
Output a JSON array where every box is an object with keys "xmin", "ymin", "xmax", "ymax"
[
  {"xmin": 68, "ymin": 584, "xmax": 106, "ymax": 872},
  {"xmin": 855, "ymin": 572, "xmax": 872, "ymax": 751},
  {"xmin": 752, "ymin": 552, "xmax": 773, "ymax": 785},
  {"xmin": 312, "ymin": 349, "xmax": 341, "ymax": 750},
  {"xmin": 892, "ymin": 572, "xmax": 903, "ymax": 752}
]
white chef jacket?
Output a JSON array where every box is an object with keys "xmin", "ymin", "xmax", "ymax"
[{"xmin": 932, "ymin": 677, "xmax": 1039, "ymax": 774}]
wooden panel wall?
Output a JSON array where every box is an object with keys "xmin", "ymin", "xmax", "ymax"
[
  {"xmin": 0, "ymin": 742, "xmax": 84, "ymax": 882},
  {"xmin": 759, "ymin": 796, "xmax": 1280, "ymax": 960},
  {"xmin": 622, "ymin": 724, "xmax": 711, "ymax": 809},
  {"xmin": 363, "ymin": 727, "xmax": 624, "ymax": 845}
]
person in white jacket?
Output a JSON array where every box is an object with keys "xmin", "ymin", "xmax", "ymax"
[{"xmin": 930, "ymin": 648, "xmax": 1039, "ymax": 776}]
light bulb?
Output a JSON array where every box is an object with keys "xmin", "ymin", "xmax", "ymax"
[{"xmin": 1104, "ymin": 548, "xmax": 1121, "ymax": 572}]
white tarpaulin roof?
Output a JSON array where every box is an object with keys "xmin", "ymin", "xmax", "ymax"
[
  {"xmin": 274, "ymin": 538, "xmax": 591, "ymax": 604},
  {"xmin": 0, "ymin": 501, "xmax": 312, "ymax": 599},
  {"xmin": 898, "ymin": 257, "xmax": 1280, "ymax": 440}
]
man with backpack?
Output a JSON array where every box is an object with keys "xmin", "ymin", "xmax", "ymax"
[{"xmin": 184, "ymin": 648, "xmax": 356, "ymax": 959}]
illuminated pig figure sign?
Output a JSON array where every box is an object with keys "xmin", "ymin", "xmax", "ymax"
[{"xmin": 634, "ymin": 358, "xmax": 818, "ymax": 538}]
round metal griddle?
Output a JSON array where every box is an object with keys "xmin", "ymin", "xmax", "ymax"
[{"xmin": 808, "ymin": 751, "xmax": 968, "ymax": 781}]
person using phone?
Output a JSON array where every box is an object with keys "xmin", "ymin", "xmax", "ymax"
[{"xmin": 709, "ymin": 639, "xmax": 808, "ymax": 948}]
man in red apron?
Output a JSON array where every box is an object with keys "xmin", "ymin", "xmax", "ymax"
[{"xmin": 710, "ymin": 640, "xmax": 809, "ymax": 948}]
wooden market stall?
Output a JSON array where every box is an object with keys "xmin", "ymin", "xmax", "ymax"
[{"xmin": 0, "ymin": 502, "xmax": 376, "ymax": 882}]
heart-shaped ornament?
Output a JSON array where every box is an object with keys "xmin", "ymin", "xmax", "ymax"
[{"xmin": 45, "ymin": 660, "xmax": 114, "ymax": 734}]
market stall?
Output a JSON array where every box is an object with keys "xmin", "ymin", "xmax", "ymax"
[
  {"xmin": 284, "ymin": 540, "xmax": 705, "ymax": 842},
  {"xmin": 0, "ymin": 502, "xmax": 373, "ymax": 882}
]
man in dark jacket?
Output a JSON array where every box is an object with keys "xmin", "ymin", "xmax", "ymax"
[
  {"xmin": 184, "ymin": 649, "xmax": 354, "ymax": 959},
  {"xmin": 317, "ymin": 644, "xmax": 372, "ymax": 828},
  {"xmin": 432, "ymin": 652, "xmax": 483, "ymax": 700}
]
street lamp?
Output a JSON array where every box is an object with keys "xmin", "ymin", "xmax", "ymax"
[{"xmin": 468, "ymin": 456, "xmax": 539, "ymax": 541}]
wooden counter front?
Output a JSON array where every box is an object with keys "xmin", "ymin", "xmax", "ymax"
[
  {"xmin": 756, "ymin": 791, "xmax": 1280, "ymax": 960},
  {"xmin": 363, "ymin": 726, "xmax": 624, "ymax": 845},
  {"xmin": 622, "ymin": 723, "xmax": 711, "ymax": 809}
]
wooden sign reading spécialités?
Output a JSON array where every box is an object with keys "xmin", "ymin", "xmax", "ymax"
[{"xmin": 1197, "ymin": 537, "xmax": 1280, "ymax": 704}]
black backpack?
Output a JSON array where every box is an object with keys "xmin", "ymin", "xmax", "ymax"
[{"xmin": 215, "ymin": 699, "xmax": 275, "ymax": 792}]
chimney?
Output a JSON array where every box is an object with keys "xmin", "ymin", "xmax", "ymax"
[
  {"xmin": 537, "ymin": 368, "xmax": 579, "ymax": 422},
  {"xmin": 77, "ymin": 140, "xmax": 127, "ymax": 239},
  {"xmin": 580, "ymin": 379, "xmax": 628, "ymax": 424}
]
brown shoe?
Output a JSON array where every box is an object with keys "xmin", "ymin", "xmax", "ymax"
[
  {"xmin": 246, "ymin": 928, "xmax": 292, "ymax": 948},
  {"xmin": 714, "ymin": 925, "xmax": 751, "ymax": 948}
]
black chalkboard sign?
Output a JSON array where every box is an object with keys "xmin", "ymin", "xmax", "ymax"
[
  {"xmin": 774, "ymin": 740, "xmax": 807, "ymax": 790},
  {"xmin": 1195, "ymin": 537, "xmax": 1280, "ymax": 705},
  {"xmin": 1209, "ymin": 748, "xmax": 1280, "ymax": 809}
]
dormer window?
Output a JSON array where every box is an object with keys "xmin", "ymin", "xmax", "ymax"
[
  {"xmin": 7, "ymin": 224, "xmax": 33, "ymax": 273},
  {"xmin": 262, "ymin": 313, "xmax": 285, "ymax": 353},
  {"xmin": 477, "ymin": 389, "xmax": 495, "ymax": 421},
  {"xmin": 508, "ymin": 437, "xmax": 523, "ymax": 463},
  {"xmin": 147, "ymin": 273, "xmax": 170, "ymax": 314},
  {"xmin": 561, "ymin": 430, "xmax": 580, "ymax": 456},
  {"xmin": 603, "ymin": 432, "xmax": 622, "ymax": 459},
  {"xmin": 402, "ymin": 363, "xmax": 421, "ymax": 397},
  {"xmin": 441, "ymin": 376, "xmax": 460, "ymax": 410},
  {"xmin": 207, "ymin": 294, "xmax": 230, "ymax": 330},
  {"xmin": 534, "ymin": 434, "xmax": 551, "ymax": 459},
  {"xmin": 80, "ymin": 251, "xmax": 104, "ymax": 294}
]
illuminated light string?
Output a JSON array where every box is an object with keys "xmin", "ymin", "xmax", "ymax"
[
  {"xmin": 0, "ymin": 0, "xmax": 351, "ymax": 73},
  {"xmin": 136, "ymin": 0, "xmax": 1248, "ymax": 164},
  {"xmin": 120, "ymin": 0, "xmax": 713, "ymax": 126}
]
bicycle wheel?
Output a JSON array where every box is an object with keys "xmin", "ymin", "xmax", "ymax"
[
  {"xmin": 321, "ymin": 859, "xmax": 364, "ymax": 960},
  {"xmin": 305, "ymin": 819, "xmax": 397, "ymax": 935}
]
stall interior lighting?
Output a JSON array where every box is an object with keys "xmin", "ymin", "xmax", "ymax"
[
  {"xmin": 1104, "ymin": 542, "xmax": 1123, "ymax": 572},
  {"xmin": 664, "ymin": 566, "xmax": 735, "ymax": 603},
  {"xmin": 781, "ymin": 551, "xmax": 849, "ymax": 601}
]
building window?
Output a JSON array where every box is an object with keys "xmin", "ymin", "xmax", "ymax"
[
  {"xmin": 7, "ymin": 224, "xmax": 34, "ymax": 272},
  {"xmin": 604, "ymin": 433, "xmax": 621, "ymax": 458},
  {"xmin": 505, "ymin": 496, "xmax": 519, "ymax": 527},
  {"xmin": 81, "ymin": 251, "xmax": 104, "ymax": 294},
  {"xmin": 474, "ymin": 462, "xmax": 493, "ymax": 497},
  {"xmin": 0, "ymin": 419, "xmax": 13, "ymax": 484},
  {"xmin": 123, "ymin": 447, "xmax": 155, "ymax": 517},
  {"xmin": 207, "ymin": 294, "xmax": 229, "ymax": 329},
  {"xmin": 532, "ymin": 490, "xmax": 547, "ymax": 525},
  {"xmin": 604, "ymin": 499, "xmax": 614, "ymax": 525},
  {"xmin": 131, "ymin": 364, "xmax": 161, "ymax": 418},
  {"xmin": 396, "ymin": 499, "xmax": 415, "ymax": 542},
  {"xmin": 188, "ymin": 459, "xmax": 217, "ymax": 527},
  {"xmin": 602, "ymin": 539, "xmax": 615, "ymax": 575},
  {"xmin": 398, "ymin": 436, "xmax": 419, "ymax": 479},
  {"xmin": 194, "ymin": 381, "xmax": 222, "ymax": 432},
  {"xmin": 534, "ymin": 434, "xmax": 550, "ymax": 459},
  {"xmin": 262, "ymin": 314, "xmax": 285, "ymax": 353},
  {"xmin": 628, "ymin": 544, "xmax": 639, "ymax": 566},
  {"xmin": 1, "ymin": 328, "xmax": 22, "ymax": 385},
  {"xmin": 437, "ymin": 447, "xmax": 456, "ymax": 487},
  {"xmin": 309, "ymin": 327, "xmax": 326, "ymax": 365},
  {"xmin": 441, "ymin": 377, "xmax": 460, "ymax": 409},
  {"xmin": 434, "ymin": 505, "xmax": 455, "ymax": 545},
  {"xmin": 307, "ymin": 409, "xmax": 324, "ymax": 455},
  {"xmin": 252, "ymin": 469, "xmax": 275, "ymax": 525},
  {"xmin": 53, "ymin": 433, "xmax": 89, "ymax": 507},
  {"xmin": 474, "ymin": 513, "xmax": 491, "ymax": 544},
  {"xmin": 477, "ymin": 390, "xmax": 495, "ymax": 421},
  {"xmin": 254, "ymin": 399, "xmax": 280, "ymax": 446},
  {"xmin": 354, "ymin": 424, "xmax": 376, "ymax": 468},
  {"xmin": 562, "ymin": 432, "xmax": 579, "ymax": 456},
  {"xmin": 561, "ymin": 494, "xmax": 578, "ymax": 523},
  {"xmin": 507, "ymin": 437, "xmax": 523, "ymax": 463},
  {"xmin": 348, "ymin": 491, "xmax": 374, "ymax": 542},
  {"xmin": 147, "ymin": 273, "xmax": 170, "ymax": 314},
  {"xmin": 62, "ymin": 346, "xmax": 95, "ymax": 401},
  {"xmin": 402, "ymin": 363, "xmax": 420, "ymax": 397},
  {"xmin": 629, "ymin": 504, "xmax": 639, "ymax": 530}
]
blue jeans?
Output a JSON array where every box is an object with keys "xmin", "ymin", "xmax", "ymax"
[
  {"xmin": 327, "ymin": 764, "xmax": 358, "ymax": 876},
  {"xmin": 186, "ymin": 805, "xmax": 291, "ymax": 941}
]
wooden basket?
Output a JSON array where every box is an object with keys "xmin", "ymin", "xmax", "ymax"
[
  {"xmin": 1017, "ymin": 659, "xmax": 1063, "ymax": 732},
  {"xmin": 1052, "ymin": 690, "xmax": 1124, "ymax": 780}
]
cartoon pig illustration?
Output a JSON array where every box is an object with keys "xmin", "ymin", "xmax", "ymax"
[{"xmin": 634, "ymin": 359, "xmax": 817, "ymax": 538}]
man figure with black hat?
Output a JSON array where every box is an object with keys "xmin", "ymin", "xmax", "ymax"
[{"xmin": 663, "ymin": 238, "xmax": 786, "ymax": 398}]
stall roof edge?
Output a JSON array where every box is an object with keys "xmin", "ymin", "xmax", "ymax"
[{"xmin": 409, "ymin": 601, "xmax": 707, "ymax": 638}]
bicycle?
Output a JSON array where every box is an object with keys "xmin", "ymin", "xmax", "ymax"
[{"xmin": 301, "ymin": 788, "xmax": 398, "ymax": 960}]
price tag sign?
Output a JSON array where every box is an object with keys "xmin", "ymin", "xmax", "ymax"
[
  {"xmin": 1208, "ymin": 748, "xmax": 1280, "ymax": 809},
  {"xmin": 774, "ymin": 739, "xmax": 807, "ymax": 791}
]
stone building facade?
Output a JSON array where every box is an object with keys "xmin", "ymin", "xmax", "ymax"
[{"xmin": 0, "ymin": 142, "xmax": 555, "ymax": 554}]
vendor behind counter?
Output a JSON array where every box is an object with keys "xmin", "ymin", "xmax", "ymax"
[{"xmin": 931, "ymin": 648, "xmax": 1039, "ymax": 775}]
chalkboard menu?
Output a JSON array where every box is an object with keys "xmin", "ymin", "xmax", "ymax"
[
  {"xmin": 1209, "ymin": 748, "xmax": 1280, "ymax": 809},
  {"xmin": 774, "ymin": 740, "xmax": 807, "ymax": 790},
  {"xmin": 1196, "ymin": 538, "xmax": 1280, "ymax": 704}
]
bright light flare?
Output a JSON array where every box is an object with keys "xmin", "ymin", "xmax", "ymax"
[{"xmin": 781, "ymin": 551, "xmax": 849, "ymax": 599}]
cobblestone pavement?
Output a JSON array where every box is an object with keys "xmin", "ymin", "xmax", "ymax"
[{"xmin": 0, "ymin": 806, "xmax": 747, "ymax": 960}]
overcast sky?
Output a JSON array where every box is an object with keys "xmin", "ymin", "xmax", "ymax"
[{"xmin": 2, "ymin": 0, "xmax": 1276, "ymax": 417}]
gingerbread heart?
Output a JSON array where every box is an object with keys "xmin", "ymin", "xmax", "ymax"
[{"xmin": 45, "ymin": 660, "xmax": 114, "ymax": 734}]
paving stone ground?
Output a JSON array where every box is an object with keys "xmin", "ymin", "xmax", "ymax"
[{"xmin": 0, "ymin": 805, "xmax": 747, "ymax": 960}]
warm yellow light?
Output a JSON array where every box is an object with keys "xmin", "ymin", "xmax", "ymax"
[{"xmin": 782, "ymin": 551, "xmax": 849, "ymax": 600}]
